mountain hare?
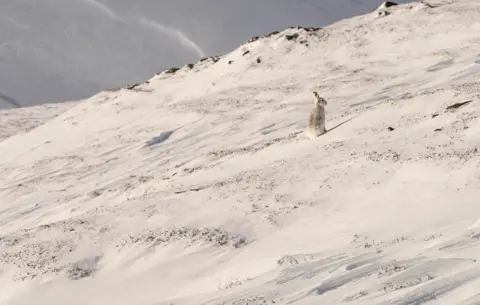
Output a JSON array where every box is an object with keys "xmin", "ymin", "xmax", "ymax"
[{"xmin": 305, "ymin": 91, "xmax": 327, "ymax": 139}]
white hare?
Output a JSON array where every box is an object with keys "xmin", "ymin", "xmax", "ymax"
[{"xmin": 305, "ymin": 91, "xmax": 327, "ymax": 139}]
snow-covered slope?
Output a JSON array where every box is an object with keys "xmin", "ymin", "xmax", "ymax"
[
  {"xmin": 0, "ymin": 101, "xmax": 78, "ymax": 142},
  {"xmin": 2, "ymin": 1, "xmax": 480, "ymax": 304},
  {"xmin": 0, "ymin": 0, "xmax": 410, "ymax": 108}
]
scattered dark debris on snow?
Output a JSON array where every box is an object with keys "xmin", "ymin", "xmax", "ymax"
[
  {"xmin": 174, "ymin": 186, "xmax": 206, "ymax": 194},
  {"xmin": 66, "ymin": 256, "xmax": 101, "ymax": 280},
  {"xmin": 432, "ymin": 113, "xmax": 439, "ymax": 118},
  {"xmin": 242, "ymin": 50, "xmax": 251, "ymax": 56},
  {"xmin": 446, "ymin": 100, "xmax": 473, "ymax": 111},
  {"xmin": 116, "ymin": 227, "xmax": 247, "ymax": 249},
  {"xmin": 257, "ymin": 57, "xmax": 262, "ymax": 64},
  {"xmin": 186, "ymin": 63, "xmax": 194, "ymax": 69},
  {"xmin": 421, "ymin": 1, "xmax": 439, "ymax": 8},
  {"xmin": 228, "ymin": 60, "xmax": 234, "ymax": 64},
  {"xmin": 434, "ymin": 128, "xmax": 443, "ymax": 132},
  {"xmin": 387, "ymin": 126, "xmax": 395, "ymax": 131}
]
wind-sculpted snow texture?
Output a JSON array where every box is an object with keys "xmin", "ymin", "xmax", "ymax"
[
  {"xmin": 0, "ymin": 101, "xmax": 78, "ymax": 142},
  {"xmin": 2, "ymin": 1, "xmax": 480, "ymax": 304}
]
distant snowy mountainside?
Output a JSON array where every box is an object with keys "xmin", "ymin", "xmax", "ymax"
[{"xmin": 0, "ymin": 0, "xmax": 410, "ymax": 108}]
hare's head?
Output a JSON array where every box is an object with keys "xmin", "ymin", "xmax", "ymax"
[{"xmin": 312, "ymin": 91, "xmax": 327, "ymax": 107}]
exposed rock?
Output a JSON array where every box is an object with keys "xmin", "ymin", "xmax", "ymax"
[
  {"xmin": 378, "ymin": 1, "xmax": 399, "ymax": 9},
  {"xmin": 199, "ymin": 56, "xmax": 220, "ymax": 64},
  {"xmin": 165, "ymin": 67, "xmax": 179, "ymax": 74},
  {"xmin": 125, "ymin": 83, "xmax": 141, "ymax": 90},
  {"xmin": 377, "ymin": 1, "xmax": 398, "ymax": 16},
  {"xmin": 288, "ymin": 26, "xmax": 321, "ymax": 32},
  {"xmin": 265, "ymin": 30, "xmax": 280, "ymax": 38},
  {"xmin": 246, "ymin": 27, "xmax": 321, "ymax": 46},
  {"xmin": 421, "ymin": 1, "xmax": 438, "ymax": 8},
  {"xmin": 285, "ymin": 33, "xmax": 299, "ymax": 41}
]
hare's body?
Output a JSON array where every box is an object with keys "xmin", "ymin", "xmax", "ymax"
[{"xmin": 305, "ymin": 91, "xmax": 327, "ymax": 139}]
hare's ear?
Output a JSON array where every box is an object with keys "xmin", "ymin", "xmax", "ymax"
[{"xmin": 312, "ymin": 91, "xmax": 319, "ymax": 99}]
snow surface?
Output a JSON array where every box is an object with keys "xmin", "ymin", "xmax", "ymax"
[
  {"xmin": 0, "ymin": 101, "xmax": 78, "ymax": 142},
  {"xmin": 2, "ymin": 0, "xmax": 480, "ymax": 304},
  {"xmin": 0, "ymin": 0, "xmax": 410, "ymax": 108}
]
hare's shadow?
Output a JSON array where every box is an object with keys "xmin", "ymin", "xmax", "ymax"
[
  {"xmin": 325, "ymin": 115, "xmax": 357, "ymax": 134},
  {"xmin": 144, "ymin": 115, "xmax": 207, "ymax": 148},
  {"xmin": 144, "ymin": 131, "xmax": 175, "ymax": 147}
]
